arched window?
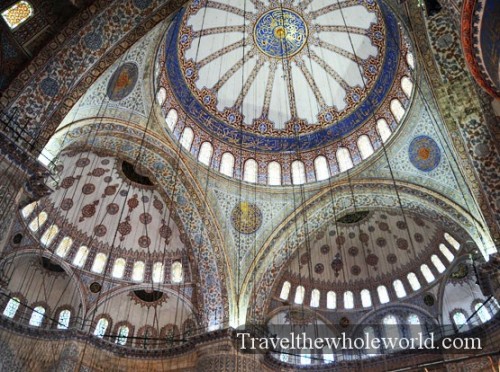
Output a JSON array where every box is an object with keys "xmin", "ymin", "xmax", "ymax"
[
  {"xmin": 406, "ymin": 52, "xmax": 415, "ymax": 69},
  {"xmin": 132, "ymin": 261, "xmax": 145, "ymax": 282},
  {"xmin": 55, "ymin": 237, "xmax": 73, "ymax": 258},
  {"xmin": 344, "ymin": 291, "xmax": 354, "ymax": 309},
  {"xmin": 431, "ymin": 255, "xmax": 446, "ymax": 273},
  {"xmin": 301, "ymin": 352, "xmax": 311, "ymax": 365},
  {"xmin": 198, "ymin": 142, "xmax": 213, "ymax": 166},
  {"xmin": 29, "ymin": 306, "xmax": 45, "ymax": 327},
  {"xmin": 156, "ymin": 87, "xmax": 167, "ymax": 105},
  {"xmin": 314, "ymin": 156, "xmax": 329, "ymax": 181},
  {"xmin": 337, "ymin": 147, "xmax": 353, "ymax": 172},
  {"xmin": 1, "ymin": 1, "xmax": 34, "ymax": 29},
  {"xmin": 57, "ymin": 310, "xmax": 71, "ymax": 330},
  {"xmin": 310, "ymin": 289, "xmax": 320, "ymax": 308},
  {"xmin": 152, "ymin": 262, "xmax": 164, "ymax": 283},
  {"xmin": 439, "ymin": 244, "xmax": 454, "ymax": 263},
  {"xmin": 73, "ymin": 246, "xmax": 89, "ymax": 267},
  {"xmin": 382, "ymin": 314, "xmax": 400, "ymax": 346},
  {"xmin": 444, "ymin": 233, "xmax": 460, "ymax": 250},
  {"xmin": 41, "ymin": 224, "xmax": 59, "ymax": 247},
  {"xmin": 21, "ymin": 201, "xmax": 37, "ymax": 218},
  {"xmin": 420, "ymin": 264, "xmax": 435, "ymax": 283},
  {"xmin": 361, "ymin": 289, "xmax": 372, "ymax": 308},
  {"xmin": 165, "ymin": 109, "xmax": 178, "ymax": 130},
  {"xmin": 357, "ymin": 135, "xmax": 374, "ymax": 159},
  {"xmin": 401, "ymin": 76, "xmax": 413, "ymax": 98},
  {"xmin": 474, "ymin": 302, "xmax": 492, "ymax": 323},
  {"xmin": 452, "ymin": 311, "xmax": 468, "ymax": 332},
  {"xmin": 279, "ymin": 281, "xmax": 291, "ymax": 300},
  {"xmin": 377, "ymin": 285, "xmax": 390, "ymax": 304},
  {"xmin": 390, "ymin": 99, "xmax": 405, "ymax": 123},
  {"xmin": 291, "ymin": 160, "xmax": 306, "ymax": 185},
  {"xmin": 364, "ymin": 326, "xmax": 379, "ymax": 356},
  {"xmin": 116, "ymin": 325, "xmax": 129, "ymax": 345},
  {"xmin": 29, "ymin": 211, "xmax": 48, "ymax": 232},
  {"xmin": 171, "ymin": 261, "xmax": 183, "ymax": 283},
  {"xmin": 112, "ymin": 258, "xmax": 126, "ymax": 279},
  {"xmin": 220, "ymin": 152, "xmax": 235, "ymax": 177},
  {"xmin": 3, "ymin": 298, "xmax": 20, "ymax": 318},
  {"xmin": 323, "ymin": 348, "xmax": 335, "ymax": 363},
  {"xmin": 294, "ymin": 286, "xmax": 305, "ymax": 305},
  {"xmin": 407, "ymin": 314, "xmax": 422, "ymax": 339},
  {"xmin": 243, "ymin": 159, "xmax": 258, "ymax": 183},
  {"xmin": 267, "ymin": 161, "xmax": 281, "ymax": 186},
  {"xmin": 91, "ymin": 253, "xmax": 107, "ymax": 274},
  {"xmin": 393, "ymin": 279, "xmax": 407, "ymax": 298},
  {"xmin": 327, "ymin": 291, "xmax": 336, "ymax": 309},
  {"xmin": 94, "ymin": 318, "xmax": 109, "ymax": 338},
  {"xmin": 407, "ymin": 272, "xmax": 421, "ymax": 291},
  {"xmin": 179, "ymin": 127, "xmax": 194, "ymax": 150},
  {"xmin": 376, "ymin": 118, "xmax": 391, "ymax": 143}
]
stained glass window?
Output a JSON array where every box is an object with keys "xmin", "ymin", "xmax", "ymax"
[
  {"xmin": 1, "ymin": 1, "xmax": 34, "ymax": 30},
  {"xmin": 344, "ymin": 291, "xmax": 354, "ymax": 309},
  {"xmin": 29, "ymin": 306, "xmax": 45, "ymax": 327},
  {"xmin": 112, "ymin": 258, "xmax": 126, "ymax": 279},
  {"xmin": 116, "ymin": 325, "xmax": 129, "ymax": 345},
  {"xmin": 40, "ymin": 224, "xmax": 59, "ymax": 247},
  {"xmin": 94, "ymin": 318, "xmax": 108, "ymax": 338},
  {"xmin": 393, "ymin": 279, "xmax": 407, "ymax": 298},
  {"xmin": 3, "ymin": 298, "xmax": 20, "ymax": 318},
  {"xmin": 179, "ymin": 127, "xmax": 194, "ymax": 150},
  {"xmin": 310, "ymin": 289, "xmax": 320, "ymax": 308},
  {"xmin": 407, "ymin": 272, "xmax": 421, "ymax": 291},
  {"xmin": 220, "ymin": 152, "xmax": 235, "ymax": 177},
  {"xmin": 57, "ymin": 310, "xmax": 71, "ymax": 329},
  {"xmin": 91, "ymin": 253, "xmax": 107, "ymax": 274},
  {"xmin": 327, "ymin": 291, "xmax": 336, "ymax": 309},
  {"xmin": 55, "ymin": 237, "xmax": 72, "ymax": 258},
  {"xmin": 152, "ymin": 262, "xmax": 164, "ymax": 283},
  {"xmin": 171, "ymin": 261, "xmax": 183, "ymax": 283},
  {"xmin": 377, "ymin": 285, "xmax": 390, "ymax": 304},
  {"xmin": 198, "ymin": 142, "xmax": 213, "ymax": 166},
  {"xmin": 376, "ymin": 118, "xmax": 391, "ymax": 143},
  {"xmin": 267, "ymin": 161, "xmax": 281, "ymax": 185},
  {"xmin": 361, "ymin": 289, "xmax": 372, "ymax": 308},
  {"xmin": 357, "ymin": 135, "xmax": 374, "ymax": 159},
  {"xmin": 337, "ymin": 147, "xmax": 353, "ymax": 172},
  {"xmin": 314, "ymin": 156, "xmax": 329, "ymax": 181},
  {"xmin": 28, "ymin": 211, "xmax": 47, "ymax": 232},
  {"xmin": 294, "ymin": 285, "xmax": 305, "ymax": 305},
  {"xmin": 243, "ymin": 159, "xmax": 258, "ymax": 183},
  {"xmin": 474, "ymin": 302, "xmax": 491, "ymax": 323},
  {"xmin": 131, "ymin": 261, "xmax": 145, "ymax": 282},
  {"xmin": 452, "ymin": 311, "xmax": 467, "ymax": 332},
  {"xmin": 279, "ymin": 281, "xmax": 291, "ymax": 300},
  {"xmin": 73, "ymin": 246, "xmax": 89, "ymax": 267},
  {"xmin": 166, "ymin": 109, "xmax": 178, "ymax": 130},
  {"xmin": 291, "ymin": 160, "xmax": 306, "ymax": 185}
]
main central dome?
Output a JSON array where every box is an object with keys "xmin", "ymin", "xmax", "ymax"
[{"xmin": 158, "ymin": 0, "xmax": 414, "ymax": 184}]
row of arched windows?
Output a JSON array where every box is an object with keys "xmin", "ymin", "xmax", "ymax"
[
  {"xmin": 451, "ymin": 298, "xmax": 500, "ymax": 333},
  {"xmin": 279, "ymin": 233, "xmax": 460, "ymax": 309},
  {"xmin": 2, "ymin": 298, "xmax": 71, "ymax": 329},
  {"xmin": 158, "ymin": 76, "xmax": 413, "ymax": 185},
  {"xmin": 22, "ymin": 207, "xmax": 185, "ymax": 284}
]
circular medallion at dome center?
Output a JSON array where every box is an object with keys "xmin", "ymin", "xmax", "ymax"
[{"xmin": 254, "ymin": 9, "xmax": 308, "ymax": 58}]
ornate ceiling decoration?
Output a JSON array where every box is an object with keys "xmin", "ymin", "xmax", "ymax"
[{"xmin": 157, "ymin": 0, "xmax": 414, "ymax": 184}]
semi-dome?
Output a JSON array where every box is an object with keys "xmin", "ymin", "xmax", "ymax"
[{"xmin": 156, "ymin": 0, "xmax": 415, "ymax": 185}]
